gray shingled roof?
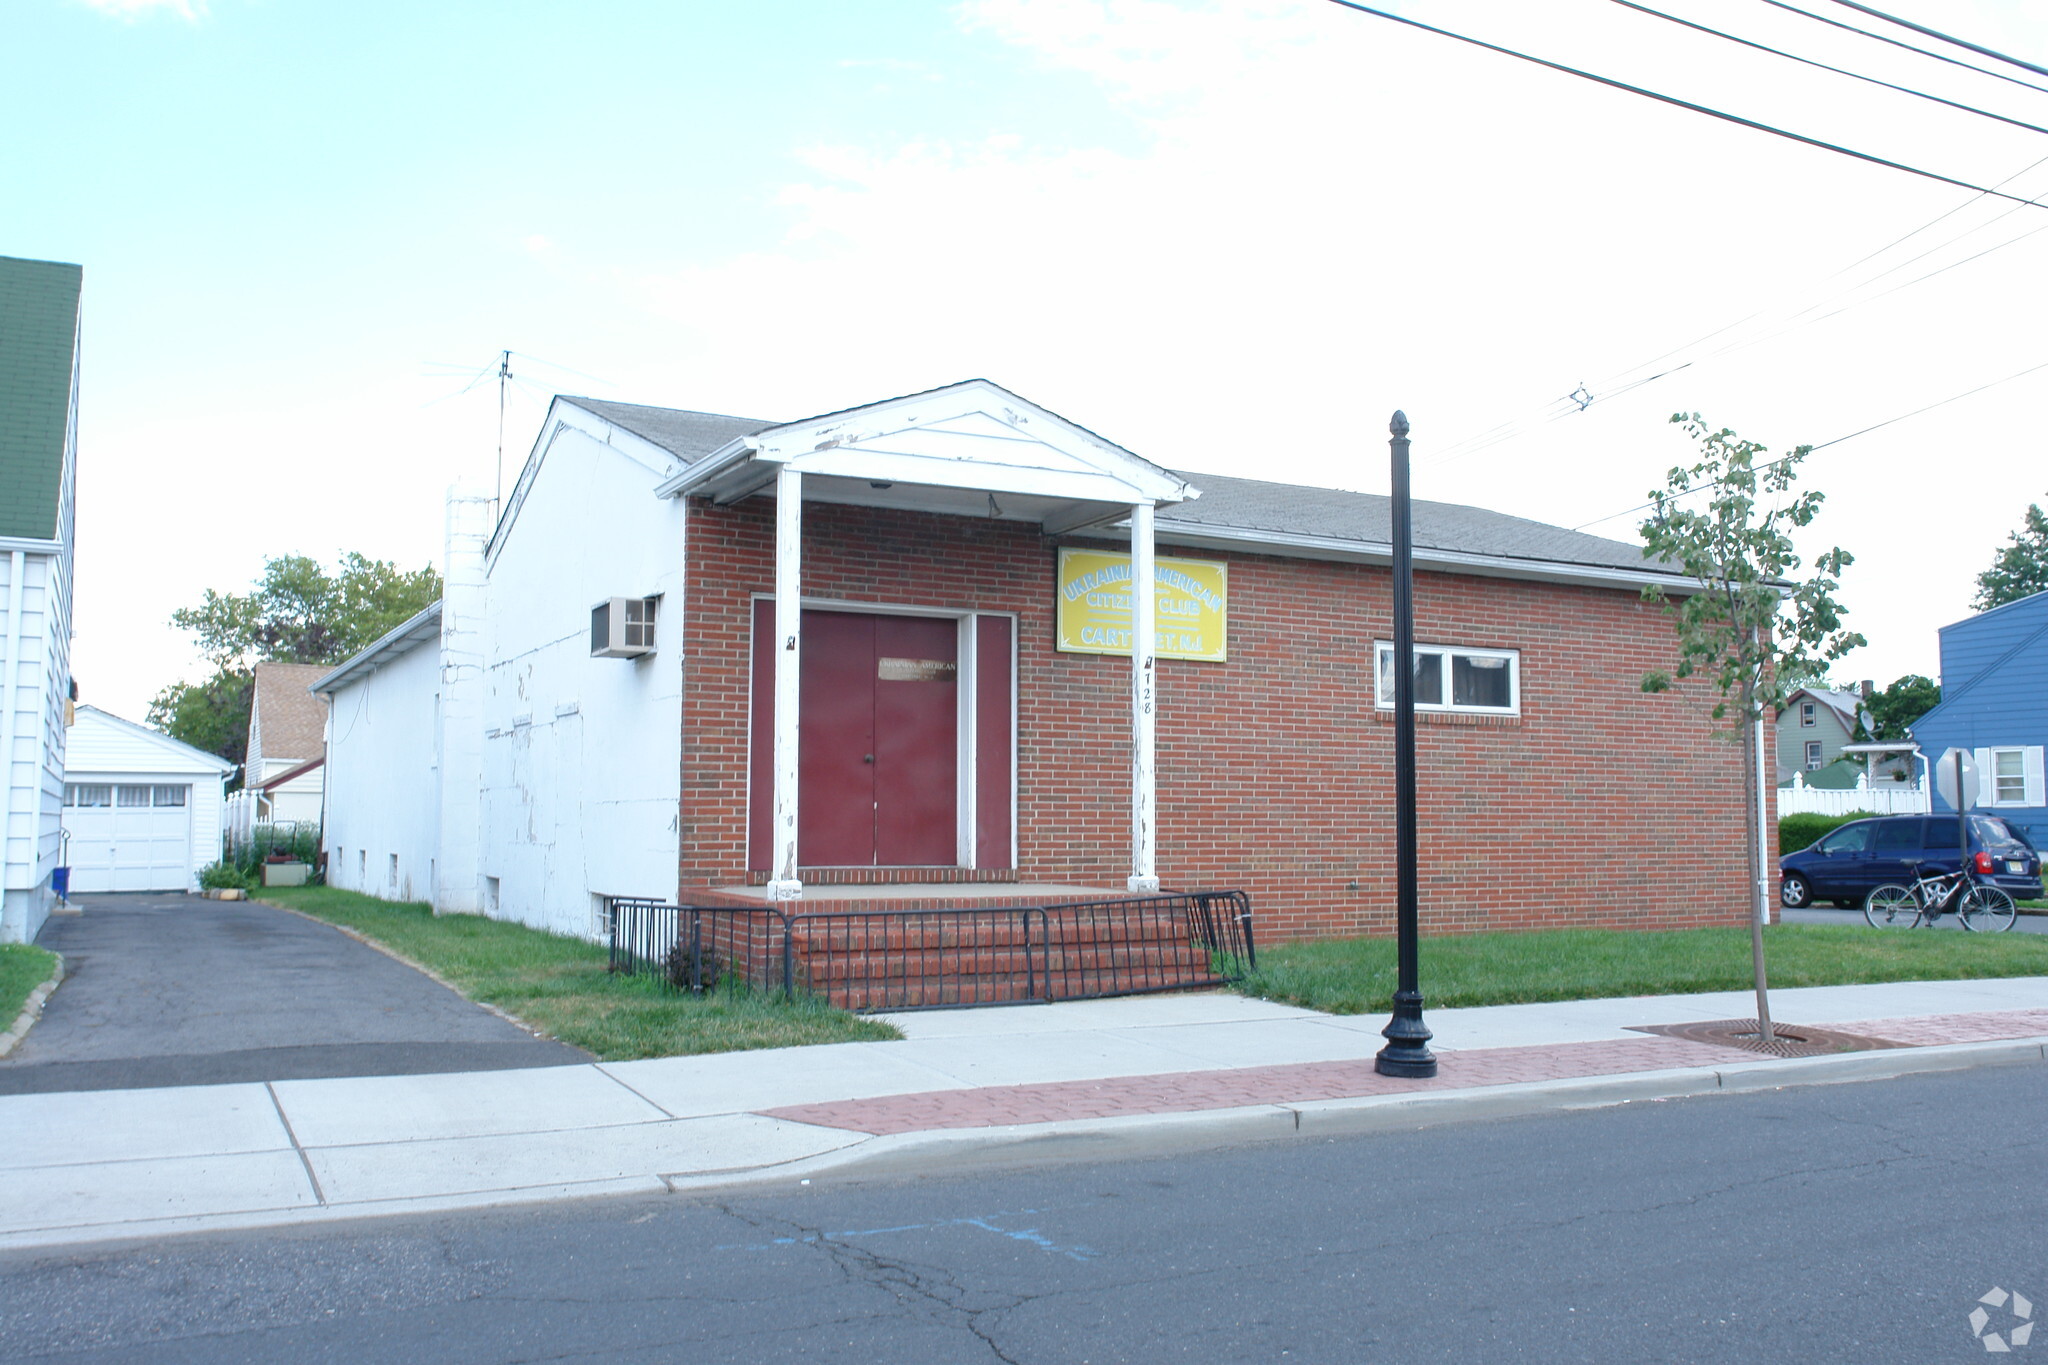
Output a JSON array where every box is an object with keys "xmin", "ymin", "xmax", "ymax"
[
  {"xmin": 560, "ymin": 396, "xmax": 1668, "ymax": 579},
  {"xmin": 565, "ymin": 397, "xmax": 774, "ymax": 461},
  {"xmin": 1159, "ymin": 471, "xmax": 1666, "ymax": 576},
  {"xmin": 0, "ymin": 255, "xmax": 83, "ymax": 541}
]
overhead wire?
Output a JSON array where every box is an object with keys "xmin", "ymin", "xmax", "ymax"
[
  {"xmin": 1828, "ymin": 0, "xmax": 2048, "ymax": 81},
  {"xmin": 1566, "ymin": 357, "xmax": 2048, "ymax": 532},
  {"xmin": 1322, "ymin": 0, "xmax": 2048, "ymax": 210},
  {"xmin": 1608, "ymin": 0, "xmax": 2048, "ymax": 138},
  {"xmin": 1757, "ymin": 0, "xmax": 2048, "ymax": 98}
]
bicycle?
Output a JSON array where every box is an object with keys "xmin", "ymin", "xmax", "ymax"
[{"xmin": 1863, "ymin": 862, "xmax": 2017, "ymax": 932}]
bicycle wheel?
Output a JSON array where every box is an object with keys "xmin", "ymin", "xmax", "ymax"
[
  {"xmin": 1958, "ymin": 886, "xmax": 2018, "ymax": 932},
  {"xmin": 1865, "ymin": 885, "xmax": 1921, "ymax": 928}
]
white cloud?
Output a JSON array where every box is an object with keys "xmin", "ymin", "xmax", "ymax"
[{"xmin": 617, "ymin": 0, "xmax": 2048, "ymax": 686}]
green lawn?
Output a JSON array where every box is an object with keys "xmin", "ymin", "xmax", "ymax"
[
  {"xmin": 0, "ymin": 943, "xmax": 60, "ymax": 1029},
  {"xmin": 257, "ymin": 886, "xmax": 900, "ymax": 1060},
  {"xmin": 1236, "ymin": 924, "xmax": 2048, "ymax": 1015}
]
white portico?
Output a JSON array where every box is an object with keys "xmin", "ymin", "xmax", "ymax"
[{"xmin": 653, "ymin": 380, "xmax": 1196, "ymax": 902}]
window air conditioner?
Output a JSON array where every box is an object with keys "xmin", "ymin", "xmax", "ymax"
[{"xmin": 591, "ymin": 596, "xmax": 657, "ymax": 658}]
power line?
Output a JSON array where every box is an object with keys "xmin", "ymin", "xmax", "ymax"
[
  {"xmin": 1568, "ymin": 357, "xmax": 2048, "ymax": 532},
  {"xmin": 1828, "ymin": 0, "xmax": 2048, "ymax": 80},
  {"xmin": 1322, "ymin": 0, "xmax": 2048, "ymax": 209},
  {"xmin": 1428, "ymin": 149, "xmax": 2048, "ymax": 468},
  {"xmin": 1609, "ymin": 0, "xmax": 2048, "ymax": 138},
  {"xmin": 1758, "ymin": 0, "xmax": 2048, "ymax": 98}
]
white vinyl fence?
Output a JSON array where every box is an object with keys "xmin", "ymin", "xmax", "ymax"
[{"xmin": 1775, "ymin": 777, "xmax": 1930, "ymax": 817}]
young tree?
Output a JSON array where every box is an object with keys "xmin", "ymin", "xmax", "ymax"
[
  {"xmin": 148, "ymin": 552, "xmax": 442, "ymax": 773},
  {"xmin": 1855, "ymin": 674, "xmax": 1941, "ymax": 743},
  {"xmin": 1973, "ymin": 496, "xmax": 2048, "ymax": 612},
  {"xmin": 1639, "ymin": 414, "xmax": 1865, "ymax": 1037}
]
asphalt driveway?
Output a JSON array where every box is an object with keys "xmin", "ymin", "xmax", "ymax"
[{"xmin": 6, "ymin": 893, "xmax": 588, "ymax": 1094}]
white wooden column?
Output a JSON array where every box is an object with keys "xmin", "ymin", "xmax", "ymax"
[
  {"xmin": 1128, "ymin": 502, "xmax": 1160, "ymax": 894},
  {"xmin": 767, "ymin": 466, "xmax": 804, "ymax": 901}
]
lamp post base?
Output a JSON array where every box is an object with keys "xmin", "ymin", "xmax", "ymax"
[{"xmin": 1375, "ymin": 989, "xmax": 1437, "ymax": 1078}]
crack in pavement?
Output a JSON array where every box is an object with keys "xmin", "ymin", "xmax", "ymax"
[{"xmin": 711, "ymin": 1202, "xmax": 1032, "ymax": 1364}]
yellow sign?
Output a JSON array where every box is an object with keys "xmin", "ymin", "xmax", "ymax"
[{"xmin": 1056, "ymin": 548, "xmax": 1228, "ymax": 662}]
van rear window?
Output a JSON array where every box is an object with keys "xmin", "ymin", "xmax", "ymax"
[{"xmin": 1924, "ymin": 820, "xmax": 1961, "ymax": 850}]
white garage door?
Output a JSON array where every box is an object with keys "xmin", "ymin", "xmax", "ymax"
[{"xmin": 62, "ymin": 783, "xmax": 194, "ymax": 892}]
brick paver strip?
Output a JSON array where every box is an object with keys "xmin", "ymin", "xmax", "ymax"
[
  {"xmin": 761, "ymin": 1036, "xmax": 1741, "ymax": 1135},
  {"xmin": 761, "ymin": 1008, "xmax": 2048, "ymax": 1137},
  {"xmin": 1844, "ymin": 1007, "xmax": 2048, "ymax": 1048}
]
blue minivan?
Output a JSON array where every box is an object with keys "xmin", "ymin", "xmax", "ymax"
[{"xmin": 1779, "ymin": 813, "xmax": 2042, "ymax": 908}]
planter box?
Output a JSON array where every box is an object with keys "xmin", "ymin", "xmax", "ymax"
[{"xmin": 262, "ymin": 863, "xmax": 309, "ymax": 888}]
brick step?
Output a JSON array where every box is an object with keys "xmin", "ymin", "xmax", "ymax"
[
  {"xmin": 787, "ymin": 917, "xmax": 1200, "ymax": 954},
  {"xmin": 820, "ymin": 965, "xmax": 1223, "ymax": 1012},
  {"xmin": 793, "ymin": 944, "xmax": 1216, "ymax": 986}
]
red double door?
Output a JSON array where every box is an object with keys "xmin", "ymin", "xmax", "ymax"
[{"xmin": 749, "ymin": 608, "xmax": 960, "ymax": 868}]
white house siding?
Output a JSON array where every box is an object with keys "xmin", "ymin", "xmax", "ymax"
[
  {"xmin": 323, "ymin": 639, "xmax": 441, "ymax": 903},
  {"xmin": 60, "ymin": 708, "xmax": 231, "ymax": 893},
  {"xmin": 0, "ymin": 547, "xmax": 71, "ymax": 943},
  {"xmin": 252, "ymin": 758, "xmax": 325, "ymax": 827},
  {"xmin": 479, "ymin": 422, "xmax": 686, "ymax": 937}
]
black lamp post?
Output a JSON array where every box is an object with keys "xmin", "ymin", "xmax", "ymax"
[{"xmin": 1377, "ymin": 410, "xmax": 1437, "ymax": 1079}]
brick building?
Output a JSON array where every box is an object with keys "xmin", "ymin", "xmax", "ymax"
[{"xmin": 317, "ymin": 380, "xmax": 1752, "ymax": 944}]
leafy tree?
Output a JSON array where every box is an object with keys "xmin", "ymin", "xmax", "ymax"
[
  {"xmin": 147, "ymin": 670, "xmax": 253, "ymax": 769},
  {"xmin": 1973, "ymin": 496, "xmax": 2048, "ymax": 612},
  {"xmin": 172, "ymin": 553, "xmax": 442, "ymax": 671},
  {"xmin": 149, "ymin": 553, "xmax": 441, "ymax": 776},
  {"xmin": 1639, "ymin": 414, "xmax": 1865, "ymax": 1037},
  {"xmin": 1855, "ymin": 674, "xmax": 1941, "ymax": 743}
]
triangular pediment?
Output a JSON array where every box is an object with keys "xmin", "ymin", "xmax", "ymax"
[{"xmin": 659, "ymin": 380, "xmax": 1197, "ymax": 529}]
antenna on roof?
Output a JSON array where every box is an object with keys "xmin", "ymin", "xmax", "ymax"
[{"xmin": 495, "ymin": 349, "xmax": 512, "ymax": 508}]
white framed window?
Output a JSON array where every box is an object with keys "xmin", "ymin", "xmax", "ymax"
[
  {"xmin": 1979, "ymin": 746, "xmax": 2046, "ymax": 808},
  {"xmin": 1805, "ymin": 741, "xmax": 1823, "ymax": 769},
  {"xmin": 1799, "ymin": 701, "xmax": 1817, "ymax": 727},
  {"xmin": 1374, "ymin": 641, "xmax": 1519, "ymax": 715},
  {"xmin": 152, "ymin": 785, "xmax": 187, "ymax": 807},
  {"xmin": 64, "ymin": 784, "xmax": 111, "ymax": 807},
  {"xmin": 116, "ymin": 784, "xmax": 151, "ymax": 807}
]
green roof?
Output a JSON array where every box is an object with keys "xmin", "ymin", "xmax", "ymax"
[{"xmin": 0, "ymin": 256, "xmax": 82, "ymax": 541}]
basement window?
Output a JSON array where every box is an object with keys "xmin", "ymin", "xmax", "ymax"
[{"xmin": 1374, "ymin": 642, "xmax": 1519, "ymax": 715}]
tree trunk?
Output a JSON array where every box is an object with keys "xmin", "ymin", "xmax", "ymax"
[{"xmin": 1741, "ymin": 669, "xmax": 1773, "ymax": 1039}]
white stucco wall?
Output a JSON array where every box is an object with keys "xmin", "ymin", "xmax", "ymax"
[
  {"xmin": 323, "ymin": 637, "xmax": 441, "ymax": 904},
  {"xmin": 61, "ymin": 707, "xmax": 230, "ymax": 892},
  {"xmin": 479, "ymin": 420, "xmax": 686, "ymax": 938}
]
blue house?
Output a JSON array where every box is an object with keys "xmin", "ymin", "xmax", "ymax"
[{"xmin": 1909, "ymin": 588, "xmax": 2048, "ymax": 847}]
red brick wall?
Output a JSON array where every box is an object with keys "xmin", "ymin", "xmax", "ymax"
[{"xmin": 680, "ymin": 499, "xmax": 1757, "ymax": 941}]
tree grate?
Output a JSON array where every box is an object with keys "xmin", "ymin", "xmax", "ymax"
[{"xmin": 1627, "ymin": 1019, "xmax": 1911, "ymax": 1058}]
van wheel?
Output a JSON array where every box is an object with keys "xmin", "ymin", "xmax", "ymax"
[{"xmin": 1779, "ymin": 873, "xmax": 1812, "ymax": 909}]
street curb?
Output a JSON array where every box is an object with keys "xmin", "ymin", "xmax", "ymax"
[
  {"xmin": 667, "ymin": 1033, "xmax": 2048, "ymax": 1192},
  {"xmin": 0, "ymin": 953, "xmax": 64, "ymax": 1059},
  {"xmin": 0, "ymin": 1031, "xmax": 2043, "ymax": 1252}
]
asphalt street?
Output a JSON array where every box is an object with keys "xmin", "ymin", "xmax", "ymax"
[
  {"xmin": 6, "ymin": 895, "xmax": 586, "ymax": 1093},
  {"xmin": 6, "ymin": 1057, "xmax": 2043, "ymax": 1363}
]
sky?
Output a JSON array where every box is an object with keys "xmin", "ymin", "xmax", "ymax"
[{"xmin": 4, "ymin": 0, "xmax": 2045, "ymax": 722}]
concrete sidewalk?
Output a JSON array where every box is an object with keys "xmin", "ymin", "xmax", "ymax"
[{"xmin": 6, "ymin": 977, "xmax": 2048, "ymax": 1251}]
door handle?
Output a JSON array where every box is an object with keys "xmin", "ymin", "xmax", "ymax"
[{"xmin": 863, "ymin": 754, "xmax": 875, "ymax": 764}]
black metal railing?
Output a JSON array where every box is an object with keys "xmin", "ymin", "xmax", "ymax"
[{"xmin": 607, "ymin": 889, "xmax": 1255, "ymax": 1012}]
